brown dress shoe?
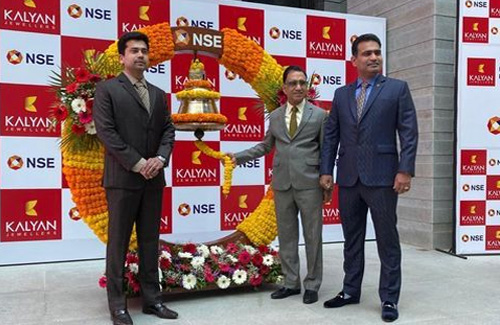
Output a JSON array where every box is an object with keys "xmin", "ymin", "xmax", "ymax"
[
  {"xmin": 142, "ymin": 303, "xmax": 178, "ymax": 319},
  {"xmin": 110, "ymin": 309, "xmax": 133, "ymax": 325}
]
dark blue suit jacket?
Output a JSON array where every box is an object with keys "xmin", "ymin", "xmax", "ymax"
[{"xmin": 320, "ymin": 75, "xmax": 418, "ymax": 187}]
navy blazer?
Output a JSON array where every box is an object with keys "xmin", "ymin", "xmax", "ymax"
[{"xmin": 320, "ymin": 75, "xmax": 418, "ymax": 187}]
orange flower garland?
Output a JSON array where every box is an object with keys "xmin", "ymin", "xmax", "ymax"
[
  {"xmin": 194, "ymin": 140, "xmax": 234, "ymax": 196},
  {"xmin": 171, "ymin": 113, "xmax": 227, "ymax": 124},
  {"xmin": 184, "ymin": 79, "xmax": 213, "ymax": 89}
]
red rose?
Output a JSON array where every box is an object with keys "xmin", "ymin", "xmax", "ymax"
[
  {"xmin": 126, "ymin": 253, "xmax": 139, "ymax": 264},
  {"xmin": 252, "ymin": 253, "xmax": 263, "ymax": 266},
  {"xmin": 159, "ymin": 258, "xmax": 171, "ymax": 269},
  {"xmin": 249, "ymin": 274, "xmax": 263, "ymax": 287},
  {"xmin": 182, "ymin": 243, "xmax": 197, "ymax": 254},
  {"xmin": 260, "ymin": 265, "xmax": 270, "ymax": 275},
  {"xmin": 258, "ymin": 245, "xmax": 269, "ymax": 254},
  {"xmin": 75, "ymin": 67, "xmax": 91, "ymax": 83},
  {"xmin": 98, "ymin": 276, "xmax": 107, "ymax": 288},
  {"xmin": 238, "ymin": 251, "xmax": 251, "ymax": 265},
  {"xmin": 86, "ymin": 98, "xmax": 94, "ymax": 111},
  {"xmin": 90, "ymin": 74, "xmax": 101, "ymax": 82},
  {"xmin": 65, "ymin": 82, "xmax": 79, "ymax": 94},
  {"xmin": 71, "ymin": 123, "xmax": 85, "ymax": 135}
]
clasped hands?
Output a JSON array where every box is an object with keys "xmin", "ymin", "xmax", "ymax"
[{"xmin": 140, "ymin": 157, "xmax": 164, "ymax": 180}]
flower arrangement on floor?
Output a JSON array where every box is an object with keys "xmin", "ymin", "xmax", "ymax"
[{"xmin": 99, "ymin": 243, "xmax": 282, "ymax": 294}]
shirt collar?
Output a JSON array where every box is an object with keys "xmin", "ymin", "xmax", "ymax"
[
  {"xmin": 123, "ymin": 71, "xmax": 147, "ymax": 88},
  {"xmin": 286, "ymin": 98, "xmax": 306, "ymax": 113},
  {"xmin": 356, "ymin": 74, "xmax": 380, "ymax": 88}
]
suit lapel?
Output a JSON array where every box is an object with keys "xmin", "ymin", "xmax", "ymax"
[
  {"xmin": 146, "ymin": 81, "xmax": 156, "ymax": 117},
  {"xmin": 293, "ymin": 102, "xmax": 313, "ymax": 139},
  {"xmin": 359, "ymin": 75, "xmax": 386, "ymax": 122},
  {"xmin": 118, "ymin": 73, "xmax": 149, "ymax": 113},
  {"xmin": 277, "ymin": 105, "xmax": 290, "ymax": 140}
]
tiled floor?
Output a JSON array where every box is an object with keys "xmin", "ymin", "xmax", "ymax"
[{"xmin": 0, "ymin": 242, "xmax": 497, "ymax": 324}]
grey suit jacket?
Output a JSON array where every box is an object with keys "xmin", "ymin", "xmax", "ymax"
[
  {"xmin": 93, "ymin": 73, "xmax": 175, "ymax": 189},
  {"xmin": 235, "ymin": 102, "xmax": 327, "ymax": 191}
]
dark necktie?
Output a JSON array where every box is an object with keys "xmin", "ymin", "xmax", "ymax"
[{"xmin": 289, "ymin": 106, "xmax": 298, "ymax": 137}]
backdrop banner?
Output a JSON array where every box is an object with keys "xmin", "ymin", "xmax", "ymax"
[
  {"xmin": 455, "ymin": 0, "xmax": 500, "ymax": 254},
  {"xmin": 0, "ymin": 0, "xmax": 385, "ymax": 264}
]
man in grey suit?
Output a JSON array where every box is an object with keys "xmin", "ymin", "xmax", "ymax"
[
  {"xmin": 320, "ymin": 34, "xmax": 418, "ymax": 322},
  {"xmin": 93, "ymin": 31, "xmax": 177, "ymax": 325},
  {"xmin": 230, "ymin": 66, "xmax": 328, "ymax": 304}
]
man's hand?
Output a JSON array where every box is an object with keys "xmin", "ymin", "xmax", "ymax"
[
  {"xmin": 224, "ymin": 152, "xmax": 237, "ymax": 166},
  {"xmin": 393, "ymin": 172, "xmax": 412, "ymax": 194},
  {"xmin": 320, "ymin": 175, "xmax": 333, "ymax": 191},
  {"xmin": 140, "ymin": 157, "xmax": 164, "ymax": 179}
]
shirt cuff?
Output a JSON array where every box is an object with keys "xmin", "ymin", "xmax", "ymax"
[{"xmin": 131, "ymin": 158, "xmax": 147, "ymax": 173}]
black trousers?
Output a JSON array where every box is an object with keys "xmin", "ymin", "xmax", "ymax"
[
  {"xmin": 105, "ymin": 187, "xmax": 163, "ymax": 311},
  {"xmin": 339, "ymin": 180, "xmax": 401, "ymax": 304}
]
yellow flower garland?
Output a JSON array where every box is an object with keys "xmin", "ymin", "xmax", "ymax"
[
  {"xmin": 62, "ymin": 23, "xmax": 284, "ymax": 248},
  {"xmin": 175, "ymin": 89, "xmax": 221, "ymax": 100}
]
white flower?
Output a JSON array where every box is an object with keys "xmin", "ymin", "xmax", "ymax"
[
  {"xmin": 84, "ymin": 121, "xmax": 96, "ymax": 134},
  {"xmin": 275, "ymin": 275, "xmax": 284, "ymax": 284},
  {"xmin": 128, "ymin": 263, "xmax": 139, "ymax": 274},
  {"xmin": 178, "ymin": 252, "xmax": 193, "ymax": 259},
  {"xmin": 160, "ymin": 250, "xmax": 171, "ymax": 261},
  {"xmin": 182, "ymin": 274, "xmax": 197, "ymax": 290},
  {"xmin": 71, "ymin": 98, "xmax": 86, "ymax": 113},
  {"xmin": 228, "ymin": 255, "xmax": 238, "ymax": 264},
  {"xmin": 197, "ymin": 244, "xmax": 210, "ymax": 258},
  {"xmin": 210, "ymin": 245, "xmax": 223, "ymax": 255},
  {"xmin": 232, "ymin": 269, "xmax": 248, "ymax": 285},
  {"xmin": 191, "ymin": 256, "xmax": 205, "ymax": 269},
  {"xmin": 262, "ymin": 254, "xmax": 274, "ymax": 266},
  {"xmin": 244, "ymin": 245, "xmax": 257, "ymax": 255},
  {"xmin": 217, "ymin": 275, "xmax": 231, "ymax": 289}
]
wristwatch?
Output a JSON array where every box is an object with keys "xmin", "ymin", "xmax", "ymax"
[{"xmin": 157, "ymin": 155, "xmax": 167, "ymax": 166}]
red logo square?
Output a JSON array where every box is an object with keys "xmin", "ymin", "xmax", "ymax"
[
  {"xmin": 219, "ymin": 5, "xmax": 264, "ymax": 47},
  {"xmin": 0, "ymin": 0, "xmax": 60, "ymax": 34},
  {"xmin": 306, "ymin": 16, "xmax": 345, "ymax": 60},
  {"xmin": 459, "ymin": 201, "xmax": 486, "ymax": 225},
  {"xmin": 463, "ymin": 17, "xmax": 489, "ymax": 43},
  {"xmin": 171, "ymin": 141, "xmax": 220, "ymax": 187},
  {"xmin": 485, "ymin": 226, "xmax": 500, "ymax": 250},
  {"xmin": 486, "ymin": 175, "xmax": 500, "ymax": 200},
  {"xmin": 220, "ymin": 185, "xmax": 264, "ymax": 230},
  {"xmin": 117, "ymin": 0, "xmax": 170, "ymax": 37},
  {"xmin": 0, "ymin": 84, "xmax": 60, "ymax": 137},
  {"xmin": 461, "ymin": 149, "xmax": 487, "ymax": 175},
  {"xmin": 161, "ymin": 187, "xmax": 172, "ymax": 234},
  {"xmin": 264, "ymin": 148, "xmax": 275, "ymax": 185},
  {"xmin": 61, "ymin": 36, "xmax": 113, "ymax": 70},
  {"xmin": 323, "ymin": 184, "xmax": 341, "ymax": 225},
  {"xmin": 490, "ymin": 0, "xmax": 500, "ymax": 17},
  {"xmin": 220, "ymin": 97, "xmax": 264, "ymax": 141},
  {"xmin": 467, "ymin": 58, "xmax": 495, "ymax": 86},
  {"xmin": 1, "ymin": 189, "xmax": 62, "ymax": 242}
]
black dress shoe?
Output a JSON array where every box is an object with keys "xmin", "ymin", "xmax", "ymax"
[
  {"xmin": 110, "ymin": 309, "xmax": 133, "ymax": 325},
  {"xmin": 381, "ymin": 301, "xmax": 398, "ymax": 322},
  {"xmin": 142, "ymin": 303, "xmax": 178, "ymax": 319},
  {"xmin": 270, "ymin": 287, "xmax": 301, "ymax": 299},
  {"xmin": 303, "ymin": 290, "xmax": 318, "ymax": 304},
  {"xmin": 323, "ymin": 291, "xmax": 360, "ymax": 308}
]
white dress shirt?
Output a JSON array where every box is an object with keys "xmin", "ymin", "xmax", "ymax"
[{"xmin": 285, "ymin": 99, "xmax": 305, "ymax": 131}]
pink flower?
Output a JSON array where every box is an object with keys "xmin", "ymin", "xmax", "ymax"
[
  {"xmin": 226, "ymin": 243, "xmax": 238, "ymax": 254},
  {"xmin": 98, "ymin": 276, "xmax": 107, "ymax": 288},
  {"xmin": 53, "ymin": 104, "xmax": 68, "ymax": 122},
  {"xmin": 65, "ymin": 82, "xmax": 79, "ymax": 94},
  {"xmin": 238, "ymin": 251, "xmax": 251, "ymax": 265},
  {"xmin": 260, "ymin": 265, "xmax": 270, "ymax": 275},
  {"xmin": 78, "ymin": 109, "xmax": 93, "ymax": 124},
  {"xmin": 204, "ymin": 268, "xmax": 215, "ymax": 283},
  {"xmin": 249, "ymin": 274, "xmax": 263, "ymax": 287},
  {"xmin": 258, "ymin": 245, "xmax": 269, "ymax": 254},
  {"xmin": 126, "ymin": 253, "xmax": 139, "ymax": 264},
  {"xmin": 219, "ymin": 263, "xmax": 231, "ymax": 273},
  {"xmin": 86, "ymin": 98, "xmax": 94, "ymax": 111}
]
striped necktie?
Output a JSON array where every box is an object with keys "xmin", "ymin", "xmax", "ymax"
[
  {"xmin": 135, "ymin": 81, "xmax": 150, "ymax": 114},
  {"xmin": 357, "ymin": 81, "xmax": 368, "ymax": 122}
]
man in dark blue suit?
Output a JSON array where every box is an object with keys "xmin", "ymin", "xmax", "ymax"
[{"xmin": 319, "ymin": 34, "xmax": 418, "ymax": 322}]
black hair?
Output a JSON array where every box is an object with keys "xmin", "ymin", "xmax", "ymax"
[
  {"xmin": 283, "ymin": 65, "xmax": 307, "ymax": 83},
  {"xmin": 351, "ymin": 33, "xmax": 381, "ymax": 57},
  {"xmin": 118, "ymin": 31, "xmax": 149, "ymax": 55}
]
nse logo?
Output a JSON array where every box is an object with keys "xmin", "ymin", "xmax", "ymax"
[
  {"xmin": 67, "ymin": 4, "xmax": 111, "ymax": 20},
  {"xmin": 7, "ymin": 154, "xmax": 55, "ymax": 170},
  {"xmin": 6, "ymin": 49, "xmax": 54, "ymax": 66},
  {"xmin": 177, "ymin": 203, "xmax": 215, "ymax": 216},
  {"xmin": 176, "ymin": 16, "xmax": 214, "ymax": 29},
  {"xmin": 269, "ymin": 27, "xmax": 302, "ymax": 40}
]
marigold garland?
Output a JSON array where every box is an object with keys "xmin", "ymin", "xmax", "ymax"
[
  {"xmin": 175, "ymin": 89, "xmax": 221, "ymax": 100},
  {"xmin": 184, "ymin": 79, "xmax": 213, "ymax": 89},
  {"xmin": 194, "ymin": 140, "xmax": 234, "ymax": 196},
  {"xmin": 171, "ymin": 113, "xmax": 227, "ymax": 124},
  {"xmin": 236, "ymin": 188, "xmax": 277, "ymax": 245}
]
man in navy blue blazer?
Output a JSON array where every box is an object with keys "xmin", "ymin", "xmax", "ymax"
[{"xmin": 319, "ymin": 34, "xmax": 418, "ymax": 322}]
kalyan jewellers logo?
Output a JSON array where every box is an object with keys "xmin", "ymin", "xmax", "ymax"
[
  {"xmin": 138, "ymin": 6, "xmax": 149, "ymax": 21},
  {"xmin": 237, "ymin": 17, "xmax": 247, "ymax": 31}
]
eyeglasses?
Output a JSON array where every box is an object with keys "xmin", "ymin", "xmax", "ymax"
[{"xmin": 285, "ymin": 80, "xmax": 307, "ymax": 87}]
